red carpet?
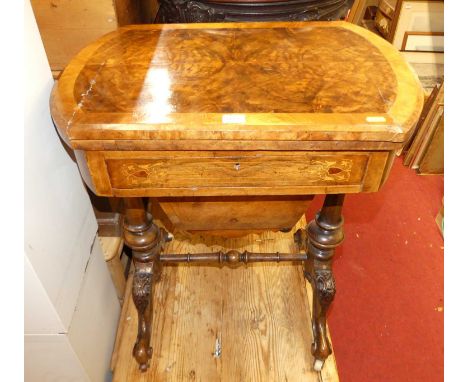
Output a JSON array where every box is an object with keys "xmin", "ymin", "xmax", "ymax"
[{"xmin": 306, "ymin": 157, "xmax": 444, "ymax": 382}]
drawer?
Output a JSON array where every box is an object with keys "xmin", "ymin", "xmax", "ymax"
[{"xmin": 81, "ymin": 151, "xmax": 392, "ymax": 197}]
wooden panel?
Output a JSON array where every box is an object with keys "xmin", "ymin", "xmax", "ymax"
[
  {"xmin": 140, "ymin": 0, "xmax": 160, "ymax": 23},
  {"xmin": 30, "ymin": 0, "xmax": 118, "ymax": 71},
  {"xmin": 83, "ymin": 150, "xmax": 393, "ymax": 197},
  {"xmin": 111, "ymin": 217, "xmax": 339, "ymax": 381},
  {"xmin": 411, "ymin": 105, "xmax": 443, "ymax": 169},
  {"xmin": 379, "ymin": 0, "xmax": 398, "ymax": 18},
  {"xmin": 30, "ymin": 0, "xmax": 158, "ymax": 72},
  {"xmin": 348, "ymin": 0, "xmax": 380, "ymax": 24},
  {"xmin": 114, "ymin": 0, "xmax": 160, "ymax": 25},
  {"xmin": 402, "ymin": 80, "xmax": 438, "ymax": 155},
  {"xmin": 105, "ymin": 151, "xmax": 368, "ymax": 190},
  {"xmin": 375, "ymin": 9, "xmax": 392, "ymax": 39},
  {"xmin": 418, "ymin": 114, "xmax": 443, "ymax": 174},
  {"xmin": 386, "ymin": 0, "xmax": 403, "ymax": 43},
  {"xmin": 114, "ymin": 0, "xmax": 141, "ymax": 25},
  {"xmin": 156, "ymin": 196, "xmax": 313, "ymax": 232},
  {"xmin": 404, "ymin": 82, "xmax": 443, "ymax": 166}
]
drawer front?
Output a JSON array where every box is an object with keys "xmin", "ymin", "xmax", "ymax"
[{"xmin": 84, "ymin": 151, "xmax": 391, "ymax": 197}]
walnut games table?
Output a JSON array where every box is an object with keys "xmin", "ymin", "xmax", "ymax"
[{"xmin": 50, "ymin": 21, "xmax": 424, "ymax": 372}]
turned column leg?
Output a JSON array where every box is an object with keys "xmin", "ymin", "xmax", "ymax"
[
  {"xmin": 123, "ymin": 198, "xmax": 165, "ymax": 372},
  {"xmin": 304, "ymin": 194, "xmax": 344, "ymax": 371}
]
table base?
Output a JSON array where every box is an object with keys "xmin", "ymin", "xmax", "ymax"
[
  {"xmin": 118, "ymin": 195, "xmax": 343, "ymax": 376},
  {"xmin": 112, "ymin": 216, "xmax": 339, "ymax": 381}
]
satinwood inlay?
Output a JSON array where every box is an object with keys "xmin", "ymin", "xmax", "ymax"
[{"xmin": 112, "ymin": 158, "xmax": 353, "ymax": 186}]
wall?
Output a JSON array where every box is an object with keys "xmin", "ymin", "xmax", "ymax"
[{"xmin": 24, "ymin": 1, "xmax": 120, "ymax": 380}]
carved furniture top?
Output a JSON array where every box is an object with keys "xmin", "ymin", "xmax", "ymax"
[
  {"xmin": 51, "ymin": 21, "xmax": 423, "ymax": 150},
  {"xmin": 154, "ymin": 0, "xmax": 352, "ymax": 23}
]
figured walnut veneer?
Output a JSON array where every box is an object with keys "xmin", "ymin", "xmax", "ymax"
[{"xmin": 73, "ymin": 27, "xmax": 396, "ymax": 114}]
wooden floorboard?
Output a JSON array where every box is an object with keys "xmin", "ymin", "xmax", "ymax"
[{"xmin": 112, "ymin": 217, "xmax": 339, "ymax": 382}]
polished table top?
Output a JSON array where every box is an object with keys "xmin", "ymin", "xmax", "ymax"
[{"xmin": 51, "ymin": 21, "xmax": 423, "ymax": 149}]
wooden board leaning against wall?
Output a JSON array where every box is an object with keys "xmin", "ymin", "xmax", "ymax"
[
  {"xmin": 30, "ymin": 0, "xmax": 160, "ymax": 77},
  {"xmin": 404, "ymin": 81, "xmax": 443, "ymax": 174}
]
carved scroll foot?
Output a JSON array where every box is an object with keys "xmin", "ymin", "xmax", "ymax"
[
  {"xmin": 132, "ymin": 264, "xmax": 154, "ymax": 371},
  {"xmin": 123, "ymin": 198, "xmax": 166, "ymax": 372},
  {"xmin": 310, "ymin": 267, "xmax": 336, "ymax": 369},
  {"xmin": 304, "ymin": 194, "xmax": 344, "ymax": 371}
]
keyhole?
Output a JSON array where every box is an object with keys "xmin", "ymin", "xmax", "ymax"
[{"xmin": 234, "ymin": 163, "xmax": 241, "ymax": 171}]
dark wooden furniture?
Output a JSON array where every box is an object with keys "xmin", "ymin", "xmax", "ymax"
[
  {"xmin": 156, "ymin": 0, "xmax": 354, "ymax": 23},
  {"xmin": 50, "ymin": 21, "xmax": 423, "ymax": 373}
]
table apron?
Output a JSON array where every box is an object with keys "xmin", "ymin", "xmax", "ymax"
[{"xmin": 76, "ymin": 150, "xmax": 394, "ymax": 197}]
